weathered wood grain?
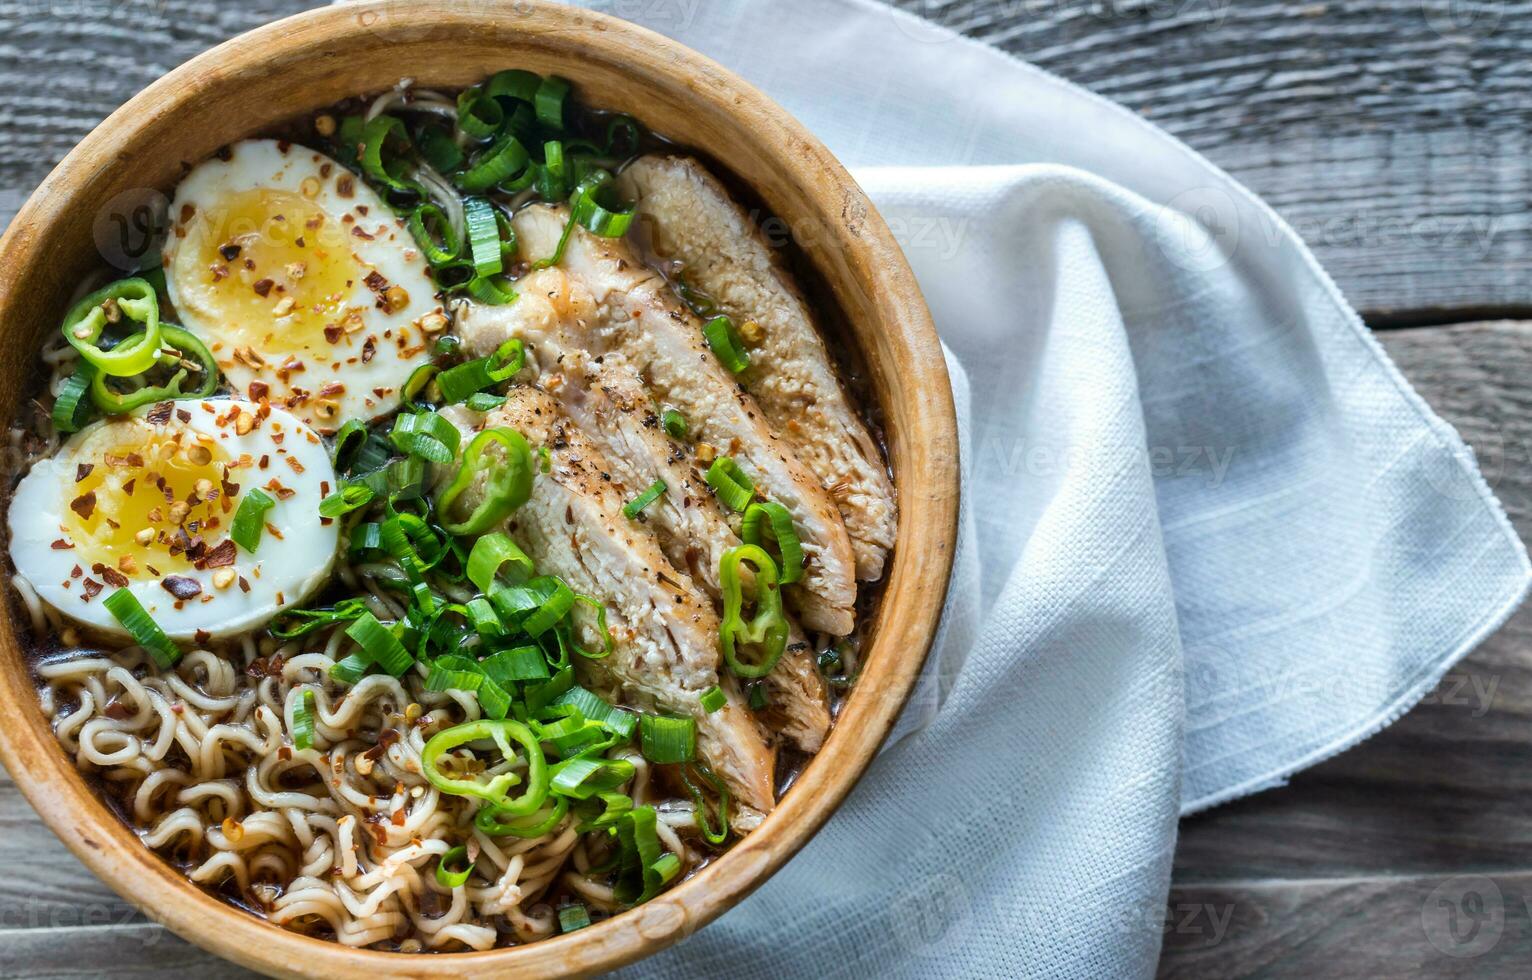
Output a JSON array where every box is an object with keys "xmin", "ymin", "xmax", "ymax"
[
  {"xmin": 1162, "ymin": 872, "xmax": 1532, "ymax": 979},
  {"xmin": 892, "ymin": 0, "xmax": 1532, "ymax": 319},
  {"xmin": 0, "ymin": 923, "xmax": 264, "ymax": 978},
  {"xmin": 0, "ymin": 0, "xmax": 1527, "ymax": 318}
]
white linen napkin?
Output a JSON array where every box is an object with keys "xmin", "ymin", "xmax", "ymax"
[{"xmin": 565, "ymin": 1, "xmax": 1530, "ymax": 976}]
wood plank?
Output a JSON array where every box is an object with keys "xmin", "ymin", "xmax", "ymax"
[
  {"xmin": 0, "ymin": 0, "xmax": 1525, "ymax": 318},
  {"xmin": 0, "ymin": 762, "xmax": 140, "ymax": 928},
  {"xmin": 895, "ymin": 0, "xmax": 1532, "ymax": 318},
  {"xmin": 1162, "ymin": 872, "xmax": 1532, "ymax": 979},
  {"xmin": 0, "ymin": 924, "xmax": 263, "ymax": 978}
]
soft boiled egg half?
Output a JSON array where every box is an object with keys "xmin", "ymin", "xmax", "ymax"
[
  {"xmin": 9, "ymin": 399, "xmax": 338, "ymax": 640},
  {"xmin": 163, "ymin": 139, "xmax": 443, "ymax": 433}
]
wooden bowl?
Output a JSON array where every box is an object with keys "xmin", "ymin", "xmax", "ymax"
[{"xmin": 0, "ymin": 1, "xmax": 959, "ymax": 975}]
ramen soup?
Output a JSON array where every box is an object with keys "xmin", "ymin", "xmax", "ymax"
[{"xmin": 6, "ymin": 72, "xmax": 895, "ymax": 950}]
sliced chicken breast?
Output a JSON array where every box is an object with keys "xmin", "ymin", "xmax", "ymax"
[
  {"xmin": 455, "ymin": 279, "xmax": 832, "ymax": 751},
  {"xmin": 438, "ymin": 391, "xmax": 775, "ymax": 813},
  {"xmin": 617, "ymin": 155, "xmax": 897, "ymax": 581},
  {"xmin": 509, "ymin": 205, "xmax": 858, "ymax": 636}
]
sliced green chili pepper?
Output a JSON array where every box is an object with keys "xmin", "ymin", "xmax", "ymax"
[
  {"xmin": 420, "ymin": 718, "xmax": 549, "ymax": 816},
  {"xmin": 718, "ymin": 544, "xmax": 789, "ymax": 679},
  {"xmin": 474, "ymin": 796, "xmax": 568, "ymax": 838},
  {"xmin": 437, "ymin": 427, "xmax": 535, "ymax": 535},
  {"xmin": 87, "ymin": 324, "xmax": 218, "ymax": 414},
  {"xmin": 61, "ymin": 278, "xmax": 163, "ymax": 377}
]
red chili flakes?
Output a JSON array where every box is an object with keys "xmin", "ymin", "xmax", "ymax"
[
  {"xmin": 161, "ymin": 575, "xmax": 202, "ymax": 599},
  {"xmin": 194, "ymin": 629, "xmax": 212, "ymax": 646},
  {"xmin": 336, "ymin": 174, "xmax": 355, "ymax": 198},
  {"xmin": 284, "ymin": 456, "xmax": 305, "ymax": 475},
  {"xmin": 219, "ymin": 243, "xmax": 241, "ymax": 261},
  {"xmin": 323, "ymin": 324, "xmax": 343, "ymax": 344},
  {"xmin": 100, "ymin": 567, "xmax": 129, "ymax": 588},
  {"xmin": 361, "ymin": 337, "xmax": 377, "ymax": 363},
  {"xmin": 69, "ymin": 492, "xmax": 96, "ymax": 520},
  {"xmin": 238, "ymin": 576, "xmax": 251, "ymax": 593},
  {"xmin": 252, "ymin": 278, "xmax": 275, "ymax": 297},
  {"xmin": 318, "ymin": 381, "xmax": 345, "ymax": 398},
  {"xmin": 248, "ymin": 380, "xmax": 270, "ymax": 401},
  {"xmin": 142, "ymin": 400, "xmax": 173, "ymax": 425},
  {"xmin": 81, "ymin": 578, "xmax": 103, "ymax": 600},
  {"xmin": 200, "ymin": 539, "xmax": 237, "ymax": 568},
  {"xmin": 363, "ymin": 271, "xmax": 388, "ymax": 292},
  {"xmin": 122, "ymin": 478, "xmax": 136, "ymax": 495},
  {"xmin": 266, "ymin": 522, "xmax": 285, "ymax": 540},
  {"xmin": 176, "ymin": 408, "xmax": 192, "ymax": 423},
  {"xmin": 75, "ymin": 463, "xmax": 94, "ymax": 482},
  {"xmin": 263, "ymin": 479, "xmax": 295, "ymax": 500},
  {"xmin": 50, "ymin": 539, "xmax": 74, "ymax": 550}
]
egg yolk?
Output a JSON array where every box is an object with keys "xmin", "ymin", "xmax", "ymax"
[
  {"xmin": 174, "ymin": 187, "xmax": 359, "ymax": 362},
  {"xmin": 61, "ymin": 418, "xmax": 235, "ymax": 577}
]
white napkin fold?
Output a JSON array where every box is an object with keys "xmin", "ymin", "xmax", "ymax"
[{"xmin": 575, "ymin": 2, "xmax": 1531, "ymax": 976}]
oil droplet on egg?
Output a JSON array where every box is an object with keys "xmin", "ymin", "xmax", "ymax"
[
  {"xmin": 173, "ymin": 188, "xmax": 357, "ymax": 360},
  {"xmin": 62, "ymin": 417, "xmax": 235, "ymax": 576}
]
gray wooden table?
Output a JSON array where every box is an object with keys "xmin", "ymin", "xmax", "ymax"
[{"xmin": 3, "ymin": 0, "xmax": 1531, "ymax": 975}]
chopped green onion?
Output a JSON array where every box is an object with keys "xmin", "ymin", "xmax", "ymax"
[
  {"xmin": 526, "ymin": 665, "xmax": 575, "ymax": 715},
  {"xmin": 703, "ymin": 315, "xmax": 750, "ymax": 373},
  {"xmin": 558, "ymin": 904, "xmax": 592, "ymax": 933},
  {"xmin": 416, "ymin": 126, "xmax": 464, "ymax": 173},
  {"xmin": 699, "ymin": 685, "xmax": 726, "ymax": 714},
  {"xmin": 467, "ymin": 532, "xmax": 533, "ymax": 592},
  {"xmin": 466, "ymin": 392, "xmax": 507, "ymax": 412},
  {"xmin": 573, "ymin": 791, "xmax": 633, "ymax": 832},
  {"xmin": 426, "ymin": 657, "xmax": 484, "ymax": 694},
  {"xmin": 718, "ymin": 545, "xmax": 788, "ymax": 679},
  {"xmin": 345, "ymin": 612, "xmax": 413, "ymax": 676},
  {"xmin": 612, "ymin": 806, "xmax": 681, "ymax": 905},
  {"xmin": 102, "ymin": 588, "xmax": 180, "ymax": 668},
  {"xmin": 741, "ymin": 501, "xmax": 804, "ymax": 584},
  {"xmin": 457, "ymin": 132, "xmax": 530, "ymax": 192},
  {"xmin": 535, "ymin": 75, "xmax": 570, "ymax": 129},
  {"xmin": 661, "ymin": 408, "xmax": 686, "ymax": 440},
  {"xmin": 553, "ymin": 687, "xmax": 638, "ymax": 738},
  {"xmin": 622, "ymin": 480, "xmax": 666, "ymax": 519},
  {"xmin": 550, "ymin": 754, "xmax": 635, "ymax": 800},
  {"xmin": 436, "ymin": 338, "xmax": 525, "ymax": 404},
  {"xmin": 463, "ymin": 273, "xmax": 518, "ymax": 306},
  {"xmin": 748, "ymin": 682, "xmax": 769, "ymax": 710},
  {"xmin": 360, "ymin": 114, "xmax": 423, "ymax": 198},
  {"xmin": 639, "ymin": 714, "xmax": 696, "ymax": 764},
  {"xmin": 705, "ymin": 457, "xmax": 755, "ymax": 513},
  {"xmin": 390, "ymin": 410, "xmax": 460, "ymax": 464},
  {"xmin": 230, "ymin": 487, "xmax": 276, "ymax": 553},
  {"xmin": 271, "ymin": 598, "xmax": 371, "ymax": 639},
  {"xmin": 438, "ymin": 428, "xmax": 535, "ymax": 535},
  {"xmin": 481, "ymin": 645, "xmax": 551, "ymax": 684},
  {"xmin": 680, "ymin": 761, "xmax": 731, "ymax": 846},
  {"xmin": 465, "ymin": 197, "xmax": 504, "ymax": 278},
  {"xmin": 52, "ymin": 367, "xmax": 97, "ymax": 433},
  {"xmin": 519, "ymin": 576, "xmax": 574, "ymax": 637},
  {"xmin": 329, "ymin": 652, "xmax": 371, "ymax": 684},
  {"xmin": 406, "ymin": 203, "xmax": 461, "ymax": 266},
  {"xmin": 436, "ymin": 845, "xmax": 475, "ymax": 888},
  {"xmin": 330, "ymin": 419, "xmax": 370, "ymax": 470},
  {"xmin": 318, "ymin": 483, "xmax": 374, "ymax": 519},
  {"xmin": 478, "ymin": 675, "xmax": 513, "ymax": 719},
  {"xmin": 292, "ymin": 689, "xmax": 317, "ymax": 750}
]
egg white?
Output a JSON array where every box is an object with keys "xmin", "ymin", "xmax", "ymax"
[
  {"xmin": 9, "ymin": 399, "xmax": 339, "ymax": 640},
  {"xmin": 162, "ymin": 139, "xmax": 442, "ymax": 433}
]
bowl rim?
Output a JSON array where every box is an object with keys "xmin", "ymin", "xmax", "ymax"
[{"xmin": 0, "ymin": 2, "xmax": 960, "ymax": 976}]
